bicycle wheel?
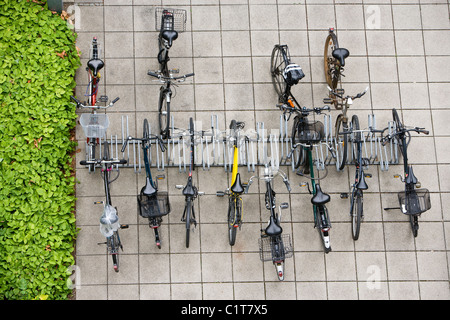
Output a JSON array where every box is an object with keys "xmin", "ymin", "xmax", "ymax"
[
  {"xmin": 410, "ymin": 215, "xmax": 419, "ymax": 238},
  {"xmin": 351, "ymin": 189, "xmax": 363, "ymax": 240},
  {"xmin": 317, "ymin": 206, "xmax": 331, "ymax": 253},
  {"xmin": 335, "ymin": 114, "xmax": 348, "ymax": 171},
  {"xmin": 271, "ymin": 236, "xmax": 285, "ymax": 281},
  {"xmin": 143, "ymin": 118, "xmax": 150, "ymax": 140},
  {"xmin": 291, "ymin": 116, "xmax": 306, "ymax": 169},
  {"xmin": 159, "ymin": 90, "xmax": 170, "ymax": 139},
  {"xmin": 110, "ymin": 232, "xmax": 120, "ymax": 272},
  {"xmin": 87, "ymin": 142, "xmax": 96, "ymax": 172},
  {"xmin": 271, "ymin": 45, "xmax": 288, "ymax": 102},
  {"xmin": 324, "ymin": 32, "xmax": 339, "ymax": 90},
  {"xmin": 185, "ymin": 198, "xmax": 191, "ymax": 248},
  {"xmin": 351, "ymin": 114, "xmax": 361, "ymax": 161},
  {"xmin": 228, "ymin": 197, "xmax": 237, "ymax": 246}
]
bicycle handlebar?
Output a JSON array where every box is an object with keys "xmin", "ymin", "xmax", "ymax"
[
  {"xmin": 327, "ymin": 86, "xmax": 369, "ymax": 100},
  {"xmin": 278, "ymin": 104, "xmax": 330, "ymax": 116},
  {"xmin": 80, "ymin": 159, "xmax": 127, "ymax": 166},
  {"xmin": 244, "ymin": 169, "xmax": 291, "ymax": 194},
  {"xmin": 148, "ymin": 71, "xmax": 195, "ymax": 82},
  {"xmin": 381, "ymin": 126, "xmax": 429, "ymax": 146},
  {"xmin": 121, "ymin": 135, "xmax": 166, "ymax": 153},
  {"xmin": 70, "ymin": 95, "xmax": 120, "ymax": 109}
]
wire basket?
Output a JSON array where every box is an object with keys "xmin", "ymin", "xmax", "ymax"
[
  {"xmin": 138, "ymin": 191, "xmax": 171, "ymax": 218},
  {"xmin": 155, "ymin": 8, "xmax": 187, "ymax": 32},
  {"xmin": 79, "ymin": 113, "xmax": 109, "ymax": 139},
  {"xmin": 295, "ymin": 121, "xmax": 324, "ymax": 144},
  {"xmin": 398, "ymin": 188, "xmax": 431, "ymax": 215},
  {"xmin": 258, "ymin": 234, "xmax": 293, "ymax": 262}
]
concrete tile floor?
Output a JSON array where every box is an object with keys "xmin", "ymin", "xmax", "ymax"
[{"xmin": 72, "ymin": 0, "xmax": 450, "ymax": 300}]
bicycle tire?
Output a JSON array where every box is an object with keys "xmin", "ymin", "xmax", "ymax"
[
  {"xmin": 291, "ymin": 116, "xmax": 306, "ymax": 169},
  {"xmin": 392, "ymin": 108, "xmax": 408, "ymax": 155},
  {"xmin": 324, "ymin": 32, "xmax": 340, "ymax": 90},
  {"xmin": 228, "ymin": 198, "xmax": 237, "ymax": 246},
  {"xmin": 410, "ymin": 214, "xmax": 419, "ymax": 238},
  {"xmin": 88, "ymin": 142, "xmax": 96, "ymax": 172},
  {"xmin": 335, "ymin": 114, "xmax": 348, "ymax": 171},
  {"xmin": 271, "ymin": 45, "xmax": 288, "ymax": 103},
  {"xmin": 351, "ymin": 114, "xmax": 361, "ymax": 161},
  {"xmin": 111, "ymin": 232, "xmax": 120, "ymax": 272},
  {"xmin": 159, "ymin": 90, "xmax": 170, "ymax": 139},
  {"xmin": 143, "ymin": 118, "xmax": 150, "ymax": 140},
  {"xmin": 189, "ymin": 117, "xmax": 195, "ymax": 169},
  {"xmin": 317, "ymin": 206, "xmax": 331, "ymax": 253},
  {"xmin": 351, "ymin": 189, "xmax": 363, "ymax": 240},
  {"xmin": 185, "ymin": 198, "xmax": 191, "ymax": 248}
]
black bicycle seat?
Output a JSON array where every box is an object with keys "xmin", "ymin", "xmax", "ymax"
[
  {"xmin": 356, "ymin": 174, "xmax": 368, "ymax": 190},
  {"xmin": 230, "ymin": 173, "xmax": 244, "ymax": 194},
  {"xmin": 142, "ymin": 177, "xmax": 157, "ymax": 196},
  {"xmin": 405, "ymin": 166, "xmax": 418, "ymax": 185},
  {"xmin": 332, "ymin": 48, "xmax": 349, "ymax": 67},
  {"xmin": 161, "ymin": 30, "xmax": 178, "ymax": 47},
  {"xmin": 265, "ymin": 216, "xmax": 283, "ymax": 236},
  {"xmin": 311, "ymin": 184, "xmax": 331, "ymax": 205},
  {"xmin": 183, "ymin": 177, "xmax": 196, "ymax": 196},
  {"xmin": 87, "ymin": 58, "xmax": 104, "ymax": 77}
]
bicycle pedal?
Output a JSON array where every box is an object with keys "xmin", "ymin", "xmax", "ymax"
[
  {"xmin": 169, "ymin": 68, "xmax": 180, "ymax": 74},
  {"xmin": 364, "ymin": 173, "xmax": 373, "ymax": 178},
  {"xmin": 216, "ymin": 191, "xmax": 225, "ymax": 197},
  {"xmin": 99, "ymin": 95, "xmax": 108, "ymax": 103},
  {"xmin": 120, "ymin": 224, "xmax": 129, "ymax": 229},
  {"xmin": 97, "ymin": 242, "xmax": 107, "ymax": 245},
  {"xmin": 340, "ymin": 193, "xmax": 349, "ymax": 199}
]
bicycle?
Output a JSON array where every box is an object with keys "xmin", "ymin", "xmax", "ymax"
[
  {"xmin": 382, "ymin": 108, "xmax": 431, "ymax": 237},
  {"xmin": 283, "ymin": 104, "xmax": 333, "ymax": 253},
  {"xmin": 271, "ymin": 44, "xmax": 305, "ymax": 106},
  {"xmin": 216, "ymin": 120, "xmax": 246, "ymax": 246},
  {"xmin": 245, "ymin": 166, "xmax": 292, "ymax": 281},
  {"xmin": 121, "ymin": 119, "xmax": 170, "ymax": 249},
  {"xmin": 339, "ymin": 114, "xmax": 379, "ymax": 240},
  {"xmin": 324, "ymin": 27, "xmax": 349, "ymax": 93},
  {"xmin": 72, "ymin": 37, "xmax": 120, "ymax": 172},
  {"xmin": 175, "ymin": 117, "xmax": 204, "ymax": 248},
  {"xmin": 150, "ymin": 8, "xmax": 194, "ymax": 139},
  {"xmin": 80, "ymin": 141, "xmax": 129, "ymax": 272},
  {"xmin": 325, "ymin": 86, "xmax": 368, "ymax": 171}
]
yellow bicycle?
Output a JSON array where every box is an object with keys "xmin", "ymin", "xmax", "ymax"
[{"xmin": 217, "ymin": 120, "xmax": 246, "ymax": 246}]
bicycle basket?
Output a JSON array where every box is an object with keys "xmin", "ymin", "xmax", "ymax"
[
  {"xmin": 283, "ymin": 64, "xmax": 305, "ymax": 86},
  {"xmin": 155, "ymin": 8, "xmax": 187, "ymax": 32},
  {"xmin": 295, "ymin": 121, "xmax": 324, "ymax": 143},
  {"xmin": 137, "ymin": 191, "xmax": 171, "ymax": 218},
  {"xmin": 79, "ymin": 113, "xmax": 109, "ymax": 139},
  {"xmin": 397, "ymin": 188, "xmax": 431, "ymax": 215},
  {"xmin": 258, "ymin": 234, "xmax": 293, "ymax": 262}
]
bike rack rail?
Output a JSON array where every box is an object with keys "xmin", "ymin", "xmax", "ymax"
[{"xmin": 81, "ymin": 113, "xmax": 399, "ymax": 173}]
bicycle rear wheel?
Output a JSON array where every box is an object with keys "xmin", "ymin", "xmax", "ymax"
[
  {"xmin": 409, "ymin": 214, "xmax": 419, "ymax": 237},
  {"xmin": 227, "ymin": 198, "xmax": 237, "ymax": 246},
  {"xmin": 271, "ymin": 236, "xmax": 285, "ymax": 281},
  {"xmin": 351, "ymin": 189, "xmax": 363, "ymax": 240},
  {"xmin": 324, "ymin": 32, "xmax": 340, "ymax": 90},
  {"xmin": 271, "ymin": 45, "xmax": 288, "ymax": 102},
  {"xmin": 291, "ymin": 116, "xmax": 307, "ymax": 169},
  {"xmin": 159, "ymin": 90, "xmax": 170, "ymax": 139},
  {"xmin": 335, "ymin": 114, "xmax": 348, "ymax": 171},
  {"xmin": 110, "ymin": 231, "xmax": 121, "ymax": 272},
  {"xmin": 185, "ymin": 199, "xmax": 191, "ymax": 248}
]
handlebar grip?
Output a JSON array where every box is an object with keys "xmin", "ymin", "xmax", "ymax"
[
  {"xmin": 148, "ymin": 71, "xmax": 159, "ymax": 77},
  {"xmin": 121, "ymin": 140, "xmax": 128, "ymax": 153},
  {"xmin": 158, "ymin": 138, "xmax": 166, "ymax": 152},
  {"xmin": 119, "ymin": 159, "xmax": 127, "ymax": 165},
  {"xmin": 422, "ymin": 130, "xmax": 429, "ymax": 135},
  {"xmin": 112, "ymin": 97, "xmax": 120, "ymax": 104},
  {"xmin": 70, "ymin": 96, "xmax": 81, "ymax": 105},
  {"xmin": 185, "ymin": 73, "xmax": 195, "ymax": 78},
  {"xmin": 284, "ymin": 179, "xmax": 292, "ymax": 192},
  {"xmin": 80, "ymin": 160, "xmax": 88, "ymax": 166}
]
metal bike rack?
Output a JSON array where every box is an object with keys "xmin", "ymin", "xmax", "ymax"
[{"xmin": 84, "ymin": 113, "xmax": 400, "ymax": 173}]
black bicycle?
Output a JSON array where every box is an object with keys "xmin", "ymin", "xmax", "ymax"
[
  {"xmin": 271, "ymin": 44, "xmax": 305, "ymax": 107},
  {"xmin": 283, "ymin": 104, "xmax": 333, "ymax": 253},
  {"xmin": 245, "ymin": 166, "xmax": 292, "ymax": 281},
  {"xmin": 80, "ymin": 141, "xmax": 128, "ymax": 272},
  {"xmin": 175, "ymin": 118, "xmax": 203, "ymax": 248},
  {"xmin": 121, "ymin": 119, "xmax": 170, "ymax": 249},
  {"xmin": 382, "ymin": 108, "xmax": 431, "ymax": 237},
  {"xmin": 151, "ymin": 8, "xmax": 194, "ymax": 139}
]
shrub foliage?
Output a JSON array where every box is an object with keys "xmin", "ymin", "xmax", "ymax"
[{"xmin": 0, "ymin": 0, "xmax": 80, "ymax": 299}]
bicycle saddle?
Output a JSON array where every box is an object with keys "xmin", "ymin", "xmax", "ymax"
[
  {"xmin": 142, "ymin": 177, "xmax": 157, "ymax": 196},
  {"xmin": 405, "ymin": 166, "xmax": 418, "ymax": 185},
  {"xmin": 332, "ymin": 48, "xmax": 349, "ymax": 67},
  {"xmin": 161, "ymin": 30, "xmax": 178, "ymax": 47},
  {"xmin": 183, "ymin": 177, "xmax": 196, "ymax": 196},
  {"xmin": 87, "ymin": 58, "xmax": 104, "ymax": 77},
  {"xmin": 265, "ymin": 216, "xmax": 283, "ymax": 236},
  {"xmin": 311, "ymin": 184, "xmax": 331, "ymax": 205},
  {"xmin": 230, "ymin": 173, "xmax": 244, "ymax": 194},
  {"xmin": 356, "ymin": 174, "xmax": 368, "ymax": 190}
]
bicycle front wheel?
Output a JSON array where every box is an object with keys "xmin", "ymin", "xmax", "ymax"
[
  {"xmin": 291, "ymin": 116, "xmax": 307, "ymax": 169},
  {"xmin": 185, "ymin": 199, "xmax": 192, "ymax": 248},
  {"xmin": 351, "ymin": 189, "xmax": 363, "ymax": 240},
  {"xmin": 335, "ymin": 114, "xmax": 348, "ymax": 171},
  {"xmin": 271, "ymin": 45, "xmax": 288, "ymax": 102},
  {"xmin": 110, "ymin": 232, "xmax": 121, "ymax": 272},
  {"xmin": 159, "ymin": 90, "xmax": 170, "ymax": 139}
]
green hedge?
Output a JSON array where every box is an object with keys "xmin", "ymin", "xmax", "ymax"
[{"xmin": 0, "ymin": 0, "xmax": 80, "ymax": 299}]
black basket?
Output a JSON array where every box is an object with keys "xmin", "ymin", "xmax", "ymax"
[
  {"xmin": 397, "ymin": 188, "xmax": 431, "ymax": 215},
  {"xmin": 155, "ymin": 8, "xmax": 187, "ymax": 32},
  {"xmin": 295, "ymin": 121, "xmax": 324, "ymax": 143},
  {"xmin": 258, "ymin": 234, "xmax": 293, "ymax": 262},
  {"xmin": 137, "ymin": 191, "xmax": 171, "ymax": 218}
]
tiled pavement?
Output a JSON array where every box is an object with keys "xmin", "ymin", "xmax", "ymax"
[{"xmin": 72, "ymin": 0, "xmax": 450, "ymax": 300}]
